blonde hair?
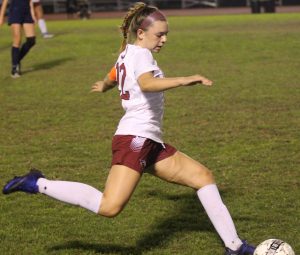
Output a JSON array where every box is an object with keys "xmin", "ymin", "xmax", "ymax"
[{"xmin": 119, "ymin": 2, "xmax": 165, "ymax": 52}]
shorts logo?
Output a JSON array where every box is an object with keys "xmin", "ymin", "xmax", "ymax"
[
  {"xmin": 130, "ymin": 136, "xmax": 146, "ymax": 152},
  {"xmin": 139, "ymin": 159, "xmax": 147, "ymax": 169}
]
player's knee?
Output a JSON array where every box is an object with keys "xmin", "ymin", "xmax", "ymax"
[
  {"xmin": 99, "ymin": 201, "xmax": 123, "ymax": 218},
  {"xmin": 202, "ymin": 168, "xmax": 215, "ymax": 184},
  {"xmin": 100, "ymin": 207, "xmax": 122, "ymax": 218},
  {"xmin": 13, "ymin": 36, "xmax": 22, "ymax": 47},
  {"xmin": 195, "ymin": 168, "xmax": 215, "ymax": 189}
]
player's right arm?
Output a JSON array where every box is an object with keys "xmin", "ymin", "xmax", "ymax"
[
  {"xmin": 91, "ymin": 66, "xmax": 118, "ymax": 93},
  {"xmin": 0, "ymin": 0, "xmax": 9, "ymax": 26}
]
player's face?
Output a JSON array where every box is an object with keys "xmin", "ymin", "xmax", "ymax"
[{"xmin": 136, "ymin": 20, "xmax": 169, "ymax": 53}]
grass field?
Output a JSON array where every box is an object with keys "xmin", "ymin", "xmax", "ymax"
[{"xmin": 0, "ymin": 13, "xmax": 299, "ymax": 255}]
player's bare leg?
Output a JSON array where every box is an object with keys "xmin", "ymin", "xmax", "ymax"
[
  {"xmin": 3, "ymin": 165, "xmax": 141, "ymax": 218},
  {"xmin": 11, "ymin": 24, "xmax": 22, "ymax": 47},
  {"xmin": 148, "ymin": 151, "xmax": 214, "ymax": 189},
  {"xmin": 149, "ymin": 151, "xmax": 255, "ymax": 254},
  {"xmin": 99, "ymin": 165, "xmax": 141, "ymax": 217}
]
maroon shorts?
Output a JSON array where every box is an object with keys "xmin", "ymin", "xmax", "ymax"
[{"xmin": 111, "ymin": 135, "xmax": 177, "ymax": 173}]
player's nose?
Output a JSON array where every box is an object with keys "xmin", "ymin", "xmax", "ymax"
[{"xmin": 161, "ymin": 34, "xmax": 167, "ymax": 43}]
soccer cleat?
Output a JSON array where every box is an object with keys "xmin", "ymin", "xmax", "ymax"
[
  {"xmin": 11, "ymin": 65, "xmax": 21, "ymax": 78},
  {"xmin": 225, "ymin": 240, "xmax": 256, "ymax": 255},
  {"xmin": 2, "ymin": 169, "xmax": 45, "ymax": 195},
  {"xmin": 42, "ymin": 33, "xmax": 54, "ymax": 39}
]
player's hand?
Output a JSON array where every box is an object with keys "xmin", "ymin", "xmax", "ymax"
[
  {"xmin": 91, "ymin": 81, "xmax": 105, "ymax": 93},
  {"xmin": 184, "ymin": 75, "xmax": 213, "ymax": 87},
  {"xmin": 198, "ymin": 75, "xmax": 213, "ymax": 86}
]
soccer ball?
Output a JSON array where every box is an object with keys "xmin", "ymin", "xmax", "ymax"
[{"xmin": 254, "ymin": 239, "xmax": 295, "ymax": 255}]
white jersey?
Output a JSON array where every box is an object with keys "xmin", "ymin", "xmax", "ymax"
[{"xmin": 114, "ymin": 44, "xmax": 165, "ymax": 143}]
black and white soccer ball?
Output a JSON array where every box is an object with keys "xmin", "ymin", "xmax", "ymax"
[{"xmin": 254, "ymin": 239, "xmax": 295, "ymax": 255}]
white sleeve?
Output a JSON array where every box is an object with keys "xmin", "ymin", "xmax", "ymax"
[{"xmin": 134, "ymin": 49, "xmax": 160, "ymax": 79}]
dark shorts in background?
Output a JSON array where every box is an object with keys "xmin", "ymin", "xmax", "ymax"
[
  {"xmin": 111, "ymin": 135, "xmax": 177, "ymax": 173},
  {"xmin": 8, "ymin": 7, "xmax": 34, "ymax": 25}
]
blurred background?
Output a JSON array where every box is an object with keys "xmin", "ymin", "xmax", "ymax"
[{"xmin": 39, "ymin": 0, "xmax": 300, "ymax": 15}]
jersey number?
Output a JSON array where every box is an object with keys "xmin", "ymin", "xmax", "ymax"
[{"xmin": 116, "ymin": 63, "xmax": 130, "ymax": 100}]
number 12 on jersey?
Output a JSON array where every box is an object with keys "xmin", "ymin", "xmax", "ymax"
[{"xmin": 116, "ymin": 63, "xmax": 130, "ymax": 100}]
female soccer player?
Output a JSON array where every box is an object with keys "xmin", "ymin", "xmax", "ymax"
[
  {"xmin": 0, "ymin": 0, "xmax": 36, "ymax": 77},
  {"xmin": 3, "ymin": 2, "xmax": 255, "ymax": 254}
]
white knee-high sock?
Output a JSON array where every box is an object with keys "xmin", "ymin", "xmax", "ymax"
[
  {"xmin": 197, "ymin": 184, "xmax": 242, "ymax": 250},
  {"xmin": 37, "ymin": 178, "xmax": 102, "ymax": 214},
  {"xmin": 38, "ymin": 19, "xmax": 48, "ymax": 34}
]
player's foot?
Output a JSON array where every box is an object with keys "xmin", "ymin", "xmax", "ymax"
[
  {"xmin": 2, "ymin": 169, "xmax": 45, "ymax": 194},
  {"xmin": 225, "ymin": 240, "xmax": 256, "ymax": 255},
  {"xmin": 11, "ymin": 65, "xmax": 21, "ymax": 78},
  {"xmin": 42, "ymin": 33, "xmax": 54, "ymax": 39}
]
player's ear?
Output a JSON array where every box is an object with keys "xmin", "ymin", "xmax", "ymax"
[{"xmin": 137, "ymin": 28, "xmax": 145, "ymax": 40}]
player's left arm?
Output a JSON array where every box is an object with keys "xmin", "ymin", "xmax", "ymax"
[
  {"xmin": 91, "ymin": 67, "xmax": 118, "ymax": 93},
  {"xmin": 138, "ymin": 72, "xmax": 213, "ymax": 92}
]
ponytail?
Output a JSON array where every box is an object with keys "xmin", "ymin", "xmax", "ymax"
[{"xmin": 119, "ymin": 2, "xmax": 147, "ymax": 52}]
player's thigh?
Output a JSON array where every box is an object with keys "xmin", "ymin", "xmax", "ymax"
[
  {"xmin": 100, "ymin": 165, "xmax": 141, "ymax": 216},
  {"xmin": 23, "ymin": 23, "xmax": 35, "ymax": 37},
  {"xmin": 151, "ymin": 151, "xmax": 215, "ymax": 190},
  {"xmin": 10, "ymin": 24, "xmax": 22, "ymax": 47}
]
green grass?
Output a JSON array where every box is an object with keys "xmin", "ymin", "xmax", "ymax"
[{"xmin": 0, "ymin": 13, "xmax": 299, "ymax": 255}]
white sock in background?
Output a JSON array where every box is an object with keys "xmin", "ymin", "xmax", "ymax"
[
  {"xmin": 37, "ymin": 178, "xmax": 102, "ymax": 214},
  {"xmin": 197, "ymin": 184, "xmax": 243, "ymax": 251},
  {"xmin": 38, "ymin": 19, "xmax": 48, "ymax": 34}
]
